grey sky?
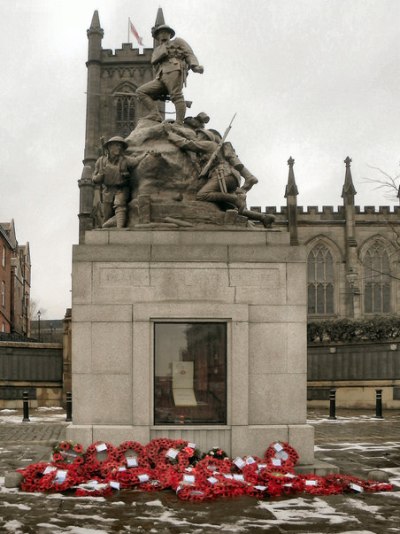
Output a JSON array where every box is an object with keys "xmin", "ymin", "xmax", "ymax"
[{"xmin": 0, "ymin": 0, "xmax": 399, "ymax": 318}]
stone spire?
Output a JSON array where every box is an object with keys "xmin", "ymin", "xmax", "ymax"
[
  {"xmin": 285, "ymin": 157, "xmax": 299, "ymax": 246},
  {"xmin": 87, "ymin": 10, "xmax": 104, "ymax": 45},
  {"xmin": 284, "ymin": 156, "xmax": 299, "ymax": 197},
  {"xmin": 79, "ymin": 11, "xmax": 104, "ymax": 242},
  {"xmin": 341, "ymin": 156, "xmax": 357, "ymax": 203},
  {"xmin": 153, "ymin": 8, "xmax": 166, "ymax": 47},
  {"xmin": 154, "ymin": 7, "xmax": 165, "ymax": 27},
  {"xmin": 341, "ymin": 156, "xmax": 359, "ymax": 317}
]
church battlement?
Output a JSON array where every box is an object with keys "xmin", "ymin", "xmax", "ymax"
[
  {"xmin": 251, "ymin": 205, "xmax": 400, "ymax": 220},
  {"xmin": 101, "ymin": 45, "xmax": 152, "ymax": 62}
]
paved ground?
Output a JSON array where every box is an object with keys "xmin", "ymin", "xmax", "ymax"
[{"xmin": 0, "ymin": 408, "xmax": 400, "ymax": 533}]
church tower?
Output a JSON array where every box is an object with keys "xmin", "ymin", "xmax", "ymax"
[{"xmin": 78, "ymin": 10, "xmax": 162, "ymax": 242}]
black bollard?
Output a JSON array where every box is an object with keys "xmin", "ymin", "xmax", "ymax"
[
  {"xmin": 329, "ymin": 388, "xmax": 337, "ymax": 420},
  {"xmin": 375, "ymin": 389, "xmax": 383, "ymax": 419},
  {"xmin": 66, "ymin": 392, "xmax": 72, "ymax": 422},
  {"xmin": 22, "ymin": 391, "xmax": 30, "ymax": 422}
]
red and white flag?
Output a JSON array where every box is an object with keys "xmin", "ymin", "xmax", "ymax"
[{"xmin": 129, "ymin": 18, "xmax": 144, "ymax": 46}]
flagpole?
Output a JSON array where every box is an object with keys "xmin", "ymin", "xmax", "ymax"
[{"xmin": 127, "ymin": 18, "xmax": 130, "ymax": 44}]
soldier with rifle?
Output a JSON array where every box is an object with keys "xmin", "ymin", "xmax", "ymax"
[
  {"xmin": 136, "ymin": 23, "xmax": 204, "ymax": 125},
  {"xmin": 165, "ymin": 118, "xmax": 274, "ymax": 227}
]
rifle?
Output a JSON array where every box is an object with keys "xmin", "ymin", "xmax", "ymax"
[{"xmin": 199, "ymin": 113, "xmax": 237, "ymax": 178}]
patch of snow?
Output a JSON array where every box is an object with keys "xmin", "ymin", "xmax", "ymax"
[
  {"xmin": 343, "ymin": 498, "xmax": 385, "ymax": 519},
  {"xmin": 3, "ymin": 519, "xmax": 24, "ymax": 533},
  {"xmin": 65, "ymin": 528, "xmax": 110, "ymax": 534},
  {"xmin": 61, "ymin": 513, "xmax": 117, "ymax": 523},
  {"xmin": 258, "ymin": 496, "xmax": 360, "ymax": 526},
  {"xmin": 36, "ymin": 407, "xmax": 63, "ymax": 412},
  {"xmin": 2, "ymin": 502, "xmax": 31, "ymax": 511},
  {"xmin": 136, "ymin": 510, "xmax": 221, "ymax": 530},
  {"xmin": 145, "ymin": 499, "xmax": 163, "ymax": 507}
]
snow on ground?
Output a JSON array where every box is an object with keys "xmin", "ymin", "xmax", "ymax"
[
  {"xmin": 258, "ymin": 496, "xmax": 359, "ymax": 526},
  {"xmin": 307, "ymin": 414, "xmax": 400, "ymax": 424},
  {"xmin": 0, "ymin": 408, "xmax": 66, "ymax": 425}
]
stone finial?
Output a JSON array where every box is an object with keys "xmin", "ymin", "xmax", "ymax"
[
  {"xmin": 153, "ymin": 8, "xmax": 166, "ymax": 47},
  {"xmin": 285, "ymin": 156, "xmax": 299, "ymax": 197},
  {"xmin": 154, "ymin": 7, "xmax": 166, "ymax": 28},
  {"xmin": 341, "ymin": 156, "xmax": 357, "ymax": 199},
  {"xmin": 87, "ymin": 10, "xmax": 104, "ymax": 38}
]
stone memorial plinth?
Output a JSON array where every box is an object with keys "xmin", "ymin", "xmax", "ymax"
[{"xmin": 67, "ymin": 228, "xmax": 315, "ymax": 466}]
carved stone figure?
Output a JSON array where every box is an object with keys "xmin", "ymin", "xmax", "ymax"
[
  {"xmin": 165, "ymin": 127, "xmax": 275, "ymax": 227},
  {"xmin": 184, "ymin": 112, "xmax": 210, "ymax": 131},
  {"xmin": 92, "ymin": 136, "xmax": 148, "ymax": 228},
  {"xmin": 136, "ymin": 24, "xmax": 204, "ymax": 125}
]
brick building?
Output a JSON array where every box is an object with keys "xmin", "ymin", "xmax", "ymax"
[{"xmin": 0, "ymin": 220, "xmax": 31, "ymax": 336}]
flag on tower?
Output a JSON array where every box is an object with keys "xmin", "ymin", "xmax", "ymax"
[{"xmin": 129, "ymin": 18, "xmax": 144, "ymax": 46}]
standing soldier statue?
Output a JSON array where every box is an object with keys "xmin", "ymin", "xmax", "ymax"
[
  {"xmin": 92, "ymin": 137, "xmax": 148, "ymax": 228},
  {"xmin": 136, "ymin": 23, "xmax": 204, "ymax": 125}
]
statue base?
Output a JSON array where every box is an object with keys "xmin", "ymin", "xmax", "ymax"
[{"xmin": 68, "ymin": 228, "xmax": 319, "ymax": 467}]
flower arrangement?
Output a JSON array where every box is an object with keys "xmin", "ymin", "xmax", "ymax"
[{"xmin": 16, "ymin": 439, "xmax": 392, "ymax": 501}]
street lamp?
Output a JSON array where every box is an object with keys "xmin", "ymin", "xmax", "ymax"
[{"xmin": 37, "ymin": 310, "xmax": 41, "ymax": 342}]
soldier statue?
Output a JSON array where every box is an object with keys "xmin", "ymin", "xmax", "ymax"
[
  {"xmin": 92, "ymin": 136, "xmax": 148, "ymax": 228},
  {"xmin": 136, "ymin": 24, "xmax": 204, "ymax": 125}
]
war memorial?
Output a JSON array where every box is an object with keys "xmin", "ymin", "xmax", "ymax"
[{"xmin": 67, "ymin": 9, "xmax": 318, "ymax": 471}]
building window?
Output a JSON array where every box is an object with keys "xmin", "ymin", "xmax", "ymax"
[
  {"xmin": 307, "ymin": 244, "xmax": 334, "ymax": 315},
  {"xmin": 364, "ymin": 243, "xmax": 391, "ymax": 313},
  {"xmin": 115, "ymin": 95, "xmax": 135, "ymax": 137},
  {"xmin": 154, "ymin": 322, "xmax": 227, "ymax": 425},
  {"xmin": 1, "ymin": 247, "xmax": 5, "ymax": 268},
  {"xmin": 1, "ymin": 281, "xmax": 5, "ymax": 307}
]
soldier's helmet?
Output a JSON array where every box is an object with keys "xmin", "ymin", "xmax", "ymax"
[
  {"xmin": 196, "ymin": 112, "xmax": 210, "ymax": 124},
  {"xmin": 105, "ymin": 136, "xmax": 128, "ymax": 150},
  {"xmin": 152, "ymin": 24, "xmax": 175, "ymax": 39}
]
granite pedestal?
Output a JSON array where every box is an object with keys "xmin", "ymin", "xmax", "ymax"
[{"xmin": 67, "ymin": 229, "xmax": 315, "ymax": 465}]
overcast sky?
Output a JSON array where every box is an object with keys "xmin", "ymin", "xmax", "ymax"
[{"xmin": 1, "ymin": 0, "xmax": 399, "ymax": 319}]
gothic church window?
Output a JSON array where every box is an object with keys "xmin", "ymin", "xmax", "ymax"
[
  {"xmin": 115, "ymin": 95, "xmax": 135, "ymax": 137},
  {"xmin": 307, "ymin": 244, "xmax": 334, "ymax": 315},
  {"xmin": 363, "ymin": 242, "xmax": 391, "ymax": 313}
]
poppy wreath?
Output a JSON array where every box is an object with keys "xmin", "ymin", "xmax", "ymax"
[
  {"xmin": 264, "ymin": 441, "xmax": 299, "ymax": 469},
  {"xmin": 245, "ymin": 483, "xmax": 269, "ymax": 499},
  {"xmin": 363, "ymin": 480, "xmax": 393, "ymax": 493},
  {"xmin": 260, "ymin": 469, "xmax": 302, "ymax": 498},
  {"xmin": 117, "ymin": 441, "xmax": 149, "ymax": 469},
  {"xmin": 19, "ymin": 463, "xmax": 85, "ymax": 493},
  {"xmin": 301, "ymin": 474, "xmax": 328, "ymax": 495},
  {"xmin": 16, "ymin": 438, "xmax": 394, "ymax": 501},
  {"xmin": 258, "ymin": 465, "xmax": 294, "ymax": 484},
  {"xmin": 83, "ymin": 441, "xmax": 118, "ymax": 475},
  {"xmin": 18, "ymin": 462, "xmax": 52, "ymax": 492},
  {"xmin": 241, "ymin": 463, "xmax": 260, "ymax": 485},
  {"xmin": 144, "ymin": 438, "xmax": 186, "ymax": 467},
  {"xmin": 203, "ymin": 447, "xmax": 228, "ymax": 460},
  {"xmin": 176, "ymin": 484, "xmax": 212, "ymax": 502},
  {"xmin": 52, "ymin": 441, "xmax": 85, "ymax": 467},
  {"xmin": 180, "ymin": 445, "xmax": 202, "ymax": 466},
  {"xmin": 152, "ymin": 465, "xmax": 181, "ymax": 491},
  {"xmin": 195, "ymin": 456, "xmax": 233, "ymax": 477}
]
